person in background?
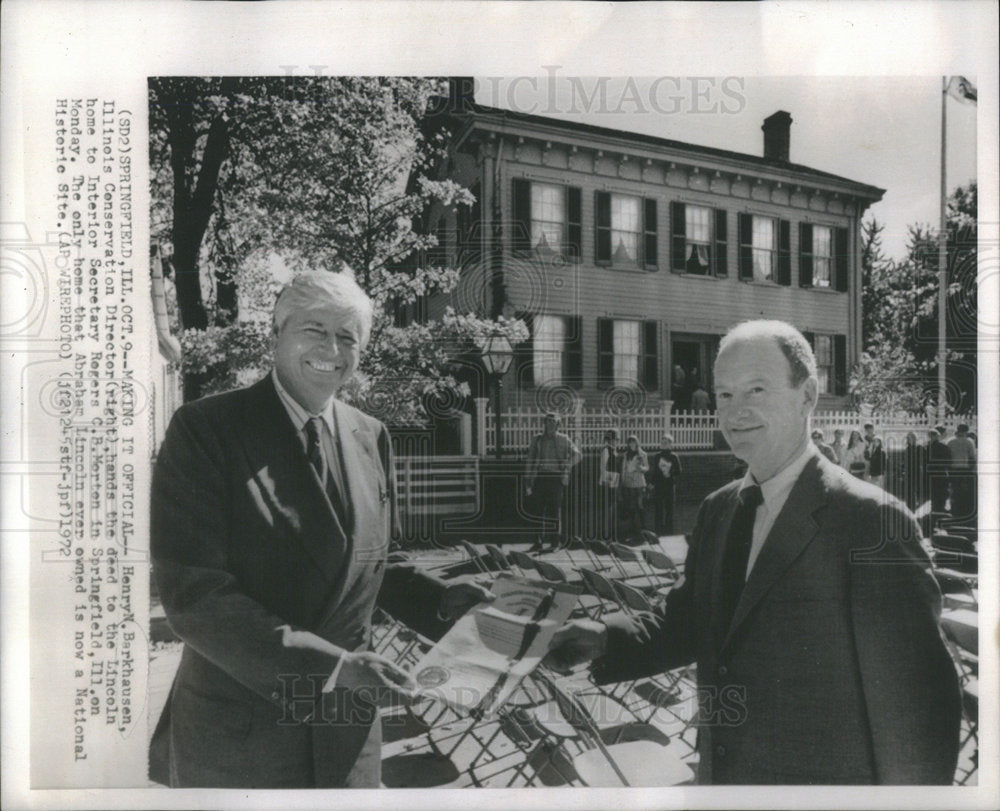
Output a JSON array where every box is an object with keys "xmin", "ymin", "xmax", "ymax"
[
  {"xmin": 898, "ymin": 431, "xmax": 925, "ymax": 512},
  {"xmin": 844, "ymin": 429, "xmax": 868, "ymax": 479},
  {"xmin": 525, "ymin": 412, "xmax": 582, "ymax": 552},
  {"xmin": 867, "ymin": 435, "xmax": 886, "ymax": 488},
  {"xmin": 619, "ymin": 435, "xmax": 649, "ymax": 540},
  {"xmin": 926, "ymin": 428, "xmax": 952, "ymax": 515},
  {"xmin": 830, "ymin": 428, "xmax": 847, "ymax": 466},
  {"xmin": 811, "ymin": 429, "xmax": 838, "ymax": 464},
  {"xmin": 691, "ymin": 381, "xmax": 711, "ymax": 412},
  {"xmin": 946, "ymin": 423, "xmax": 977, "ymax": 522},
  {"xmin": 648, "ymin": 433, "xmax": 682, "ymax": 536},
  {"xmin": 598, "ymin": 428, "xmax": 622, "ymax": 541}
]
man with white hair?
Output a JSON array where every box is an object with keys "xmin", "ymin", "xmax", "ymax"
[
  {"xmin": 150, "ymin": 270, "xmax": 489, "ymax": 787},
  {"xmin": 547, "ymin": 319, "xmax": 960, "ymax": 784}
]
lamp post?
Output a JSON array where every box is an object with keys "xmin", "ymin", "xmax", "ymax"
[{"xmin": 480, "ymin": 333, "xmax": 514, "ymax": 459}]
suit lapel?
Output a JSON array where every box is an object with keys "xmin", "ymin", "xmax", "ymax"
[
  {"xmin": 720, "ymin": 456, "xmax": 826, "ymax": 652},
  {"xmin": 240, "ymin": 377, "xmax": 349, "ymax": 585},
  {"xmin": 333, "ymin": 399, "xmax": 381, "ymax": 535}
]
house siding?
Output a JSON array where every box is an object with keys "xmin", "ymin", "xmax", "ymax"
[{"xmin": 421, "ymin": 108, "xmax": 881, "ymax": 411}]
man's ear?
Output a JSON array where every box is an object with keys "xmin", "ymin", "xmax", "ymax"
[{"xmin": 801, "ymin": 377, "xmax": 819, "ymax": 412}]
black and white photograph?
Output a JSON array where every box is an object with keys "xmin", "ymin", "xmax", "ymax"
[{"xmin": 1, "ymin": 2, "xmax": 997, "ymax": 809}]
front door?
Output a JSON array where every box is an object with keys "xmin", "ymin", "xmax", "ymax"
[{"xmin": 671, "ymin": 334, "xmax": 717, "ymax": 410}]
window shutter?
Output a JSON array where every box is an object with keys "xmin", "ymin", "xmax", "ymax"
[
  {"xmin": 566, "ymin": 187, "xmax": 582, "ymax": 262},
  {"xmin": 714, "ymin": 208, "xmax": 728, "ymax": 276},
  {"xmin": 738, "ymin": 213, "xmax": 753, "ymax": 279},
  {"xmin": 642, "ymin": 320, "xmax": 659, "ymax": 392},
  {"xmin": 643, "ymin": 198, "xmax": 658, "ymax": 270},
  {"xmin": 516, "ymin": 311, "xmax": 534, "ymax": 389},
  {"xmin": 597, "ymin": 318, "xmax": 613, "ymax": 389},
  {"xmin": 512, "ymin": 178, "xmax": 531, "ymax": 254},
  {"xmin": 799, "ymin": 222, "xmax": 813, "ymax": 287},
  {"xmin": 833, "ymin": 334, "xmax": 847, "ymax": 395},
  {"xmin": 670, "ymin": 201, "xmax": 686, "ymax": 272},
  {"xmin": 834, "ymin": 227, "xmax": 849, "ymax": 292},
  {"xmin": 564, "ymin": 315, "xmax": 583, "ymax": 388},
  {"xmin": 777, "ymin": 219, "xmax": 791, "ymax": 285},
  {"xmin": 595, "ymin": 191, "xmax": 611, "ymax": 264},
  {"xmin": 802, "ymin": 330, "xmax": 815, "ymax": 349}
]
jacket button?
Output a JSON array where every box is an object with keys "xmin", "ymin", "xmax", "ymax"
[
  {"xmin": 718, "ymin": 665, "xmax": 728, "ymax": 677},
  {"xmin": 716, "ymin": 744, "xmax": 727, "ymax": 757}
]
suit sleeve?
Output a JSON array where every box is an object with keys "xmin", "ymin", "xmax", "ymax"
[
  {"xmin": 152, "ymin": 404, "xmax": 345, "ymax": 710},
  {"xmin": 849, "ymin": 500, "xmax": 962, "ymax": 784},
  {"xmin": 592, "ymin": 499, "xmax": 705, "ymax": 684}
]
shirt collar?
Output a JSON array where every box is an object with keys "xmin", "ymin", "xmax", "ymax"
[
  {"xmin": 271, "ymin": 369, "xmax": 336, "ymax": 435},
  {"xmin": 739, "ymin": 442, "xmax": 817, "ymax": 507}
]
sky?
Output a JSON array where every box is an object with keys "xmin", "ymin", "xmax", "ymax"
[{"xmin": 476, "ymin": 75, "xmax": 978, "ymax": 261}]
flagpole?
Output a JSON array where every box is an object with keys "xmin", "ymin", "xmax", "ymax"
[{"xmin": 937, "ymin": 76, "xmax": 948, "ymax": 421}]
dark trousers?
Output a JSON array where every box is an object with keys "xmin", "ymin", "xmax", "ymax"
[
  {"xmin": 949, "ymin": 471, "xmax": 976, "ymax": 522},
  {"xmin": 601, "ymin": 485, "xmax": 619, "ymax": 541},
  {"xmin": 532, "ymin": 473, "xmax": 565, "ymax": 547},
  {"xmin": 652, "ymin": 485, "xmax": 676, "ymax": 535},
  {"xmin": 621, "ymin": 487, "xmax": 645, "ymax": 540}
]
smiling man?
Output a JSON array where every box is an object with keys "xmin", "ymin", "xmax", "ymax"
[
  {"xmin": 149, "ymin": 270, "xmax": 489, "ymax": 788},
  {"xmin": 546, "ymin": 319, "xmax": 960, "ymax": 785}
]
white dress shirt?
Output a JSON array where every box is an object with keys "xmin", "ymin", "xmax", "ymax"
[{"xmin": 737, "ymin": 443, "xmax": 818, "ymax": 579}]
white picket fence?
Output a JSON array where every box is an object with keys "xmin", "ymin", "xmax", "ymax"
[{"xmin": 478, "ymin": 403, "xmax": 976, "ymax": 456}]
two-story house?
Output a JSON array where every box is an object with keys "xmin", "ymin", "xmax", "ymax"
[{"xmin": 414, "ymin": 79, "xmax": 885, "ymax": 413}]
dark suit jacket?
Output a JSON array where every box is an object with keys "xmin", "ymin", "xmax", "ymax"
[
  {"xmin": 149, "ymin": 375, "xmax": 398, "ymax": 788},
  {"xmin": 595, "ymin": 451, "xmax": 961, "ymax": 784}
]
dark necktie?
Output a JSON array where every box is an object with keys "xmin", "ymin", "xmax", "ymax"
[
  {"xmin": 720, "ymin": 484, "xmax": 763, "ymax": 631},
  {"xmin": 305, "ymin": 416, "xmax": 348, "ymax": 525}
]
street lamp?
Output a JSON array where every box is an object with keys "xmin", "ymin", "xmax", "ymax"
[{"xmin": 480, "ymin": 333, "xmax": 514, "ymax": 459}]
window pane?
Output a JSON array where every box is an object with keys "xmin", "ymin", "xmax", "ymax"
[
  {"xmin": 813, "ymin": 226, "xmax": 832, "ymax": 286},
  {"xmin": 613, "ymin": 320, "xmax": 640, "ymax": 387},
  {"xmin": 686, "ymin": 205, "xmax": 712, "ymax": 244},
  {"xmin": 752, "ymin": 217, "xmax": 774, "ymax": 250},
  {"xmin": 533, "ymin": 315, "xmax": 565, "ymax": 386},
  {"xmin": 531, "ymin": 183, "xmax": 564, "ymax": 252},
  {"xmin": 751, "ymin": 217, "xmax": 775, "ymax": 281},
  {"xmin": 814, "ymin": 334, "xmax": 833, "ymax": 394},
  {"xmin": 610, "ymin": 194, "xmax": 640, "ymax": 263}
]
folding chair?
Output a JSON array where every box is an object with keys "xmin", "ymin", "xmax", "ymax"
[
  {"xmin": 934, "ymin": 570, "xmax": 978, "ymax": 612},
  {"xmin": 641, "ymin": 548, "xmax": 681, "ymax": 599},
  {"xmin": 941, "ymin": 620, "xmax": 978, "ymax": 785},
  {"xmin": 578, "ymin": 568, "xmax": 627, "ymax": 619},
  {"xmin": 458, "ymin": 539, "xmax": 491, "ymax": 575},
  {"xmin": 533, "ymin": 667, "xmax": 694, "ymax": 787},
  {"xmin": 609, "ymin": 543, "xmax": 671, "ymax": 593},
  {"xmin": 533, "ymin": 558, "xmax": 569, "ymax": 583},
  {"xmin": 509, "ymin": 549, "xmax": 540, "ymax": 579},
  {"xmin": 584, "ymin": 539, "xmax": 628, "ymax": 577},
  {"xmin": 484, "ymin": 543, "xmax": 512, "ymax": 573}
]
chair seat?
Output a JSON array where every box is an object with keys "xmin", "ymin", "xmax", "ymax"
[{"xmin": 572, "ymin": 740, "xmax": 694, "ymax": 786}]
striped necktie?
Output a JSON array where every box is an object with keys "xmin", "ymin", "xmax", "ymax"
[{"xmin": 304, "ymin": 416, "xmax": 348, "ymax": 526}]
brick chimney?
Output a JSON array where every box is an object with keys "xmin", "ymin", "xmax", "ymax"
[{"xmin": 762, "ymin": 110, "xmax": 792, "ymax": 162}]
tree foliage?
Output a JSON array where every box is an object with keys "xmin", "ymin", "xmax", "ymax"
[
  {"xmin": 854, "ymin": 183, "xmax": 977, "ymax": 414},
  {"xmin": 149, "ymin": 76, "xmax": 526, "ymax": 419}
]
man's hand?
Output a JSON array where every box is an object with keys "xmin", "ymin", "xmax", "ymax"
[
  {"xmin": 337, "ymin": 651, "xmax": 418, "ymax": 702},
  {"xmin": 440, "ymin": 580, "xmax": 495, "ymax": 621},
  {"xmin": 542, "ymin": 619, "xmax": 609, "ymax": 674}
]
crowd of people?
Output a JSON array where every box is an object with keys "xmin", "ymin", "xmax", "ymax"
[
  {"xmin": 810, "ymin": 421, "xmax": 978, "ymax": 521},
  {"xmin": 524, "ymin": 413, "xmax": 978, "ymax": 551}
]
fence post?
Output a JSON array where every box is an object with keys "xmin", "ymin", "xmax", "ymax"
[{"xmin": 474, "ymin": 397, "xmax": 488, "ymax": 458}]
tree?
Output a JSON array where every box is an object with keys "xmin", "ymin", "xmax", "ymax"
[
  {"xmin": 853, "ymin": 183, "xmax": 977, "ymax": 414},
  {"xmin": 150, "ymin": 77, "xmax": 527, "ymax": 418}
]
